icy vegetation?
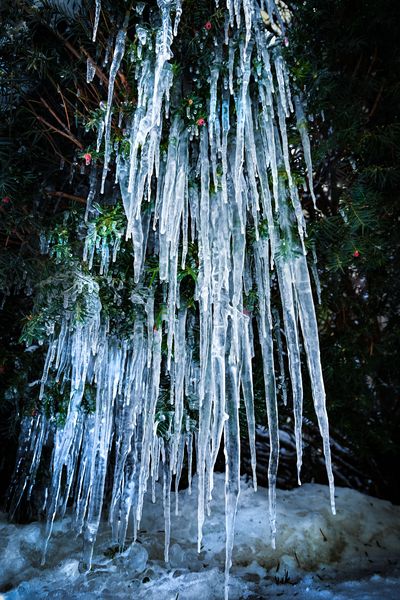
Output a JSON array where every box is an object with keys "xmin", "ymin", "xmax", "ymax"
[
  {"xmin": 9, "ymin": 0, "xmax": 338, "ymax": 596},
  {"xmin": 2, "ymin": 475, "xmax": 400, "ymax": 599}
]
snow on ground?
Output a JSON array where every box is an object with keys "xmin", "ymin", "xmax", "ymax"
[{"xmin": 1, "ymin": 474, "xmax": 400, "ymax": 599}]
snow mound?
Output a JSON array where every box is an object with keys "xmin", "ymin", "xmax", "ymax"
[{"xmin": 1, "ymin": 475, "xmax": 400, "ymax": 599}]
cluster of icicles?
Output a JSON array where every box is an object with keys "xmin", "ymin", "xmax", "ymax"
[{"xmin": 10, "ymin": 1, "xmax": 336, "ymax": 596}]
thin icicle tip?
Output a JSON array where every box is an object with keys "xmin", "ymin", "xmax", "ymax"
[{"xmin": 92, "ymin": 0, "xmax": 101, "ymax": 42}]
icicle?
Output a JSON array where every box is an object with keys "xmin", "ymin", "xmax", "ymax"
[
  {"xmin": 100, "ymin": 22, "xmax": 129, "ymax": 193},
  {"xmin": 276, "ymin": 259, "xmax": 304, "ymax": 485},
  {"xmin": 86, "ymin": 58, "xmax": 96, "ymax": 83},
  {"xmin": 292, "ymin": 255, "xmax": 336, "ymax": 514},
  {"xmin": 254, "ymin": 238, "xmax": 279, "ymax": 548},
  {"xmin": 223, "ymin": 317, "xmax": 241, "ymax": 600},
  {"xmin": 92, "ymin": 0, "xmax": 101, "ymax": 42},
  {"xmin": 173, "ymin": 0, "xmax": 182, "ymax": 36},
  {"xmin": 186, "ymin": 433, "xmax": 193, "ymax": 495},
  {"xmin": 295, "ymin": 95, "xmax": 317, "ymax": 209},
  {"xmin": 240, "ymin": 314, "xmax": 257, "ymax": 489},
  {"xmin": 8, "ymin": 415, "xmax": 50, "ymax": 519},
  {"xmin": 174, "ymin": 434, "xmax": 185, "ymax": 515},
  {"xmin": 163, "ymin": 444, "xmax": 172, "ymax": 562},
  {"xmin": 272, "ymin": 308, "xmax": 288, "ymax": 406},
  {"xmin": 84, "ymin": 165, "xmax": 98, "ymax": 221},
  {"xmin": 243, "ymin": 0, "xmax": 254, "ymax": 44},
  {"xmin": 311, "ymin": 244, "xmax": 322, "ymax": 304}
]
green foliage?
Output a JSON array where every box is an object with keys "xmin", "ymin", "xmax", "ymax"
[
  {"xmin": 19, "ymin": 265, "xmax": 99, "ymax": 345},
  {"xmin": 289, "ymin": 0, "xmax": 400, "ymax": 499}
]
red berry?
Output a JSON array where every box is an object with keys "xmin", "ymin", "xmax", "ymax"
[
  {"xmin": 2, "ymin": 196, "xmax": 11, "ymax": 204},
  {"xmin": 205, "ymin": 21, "xmax": 212, "ymax": 31},
  {"xmin": 353, "ymin": 249, "xmax": 360, "ymax": 258}
]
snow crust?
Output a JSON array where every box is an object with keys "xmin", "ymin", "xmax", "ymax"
[{"xmin": 2, "ymin": 475, "xmax": 400, "ymax": 599}]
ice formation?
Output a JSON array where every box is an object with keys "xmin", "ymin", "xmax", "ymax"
[{"xmin": 9, "ymin": 1, "xmax": 336, "ymax": 597}]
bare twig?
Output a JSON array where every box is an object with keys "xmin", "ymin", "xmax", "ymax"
[
  {"xmin": 45, "ymin": 191, "xmax": 87, "ymax": 204},
  {"xmin": 57, "ymin": 86, "xmax": 71, "ymax": 131},
  {"xmin": 39, "ymin": 96, "xmax": 72, "ymax": 134},
  {"xmin": 27, "ymin": 101, "xmax": 83, "ymax": 149}
]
